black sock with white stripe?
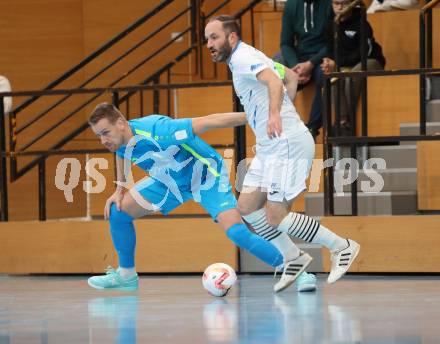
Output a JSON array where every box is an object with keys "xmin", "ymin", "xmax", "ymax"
[
  {"xmin": 277, "ymin": 212, "xmax": 346, "ymax": 251},
  {"xmin": 243, "ymin": 209, "xmax": 300, "ymax": 262}
]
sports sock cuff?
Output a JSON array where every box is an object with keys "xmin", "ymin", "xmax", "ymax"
[
  {"xmin": 277, "ymin": 212, "xmax": 294, "ymax": 233},
  {"xmin": 110, "ymin": 203, "xmax": 134, "ymax": 221},
  {"xmin": 226, "ymin": 223, "xmax": 251, "ymax": 243},
  {"xmin": 242, "ymin": 208, "xmax": 266, "ymax": 224}
]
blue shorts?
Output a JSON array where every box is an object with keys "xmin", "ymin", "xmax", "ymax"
[{"xmin": 134, "ymin": 175, "xmax": 237, "ymax": 220}]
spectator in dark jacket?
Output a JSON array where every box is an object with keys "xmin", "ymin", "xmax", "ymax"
[
  {"xmin": 321, "ymin": 0, "xmax": 385, "ymax": 133},
  {"xmin": 278, "ymin": 0, "xmax": 334, "ymax": 139}
]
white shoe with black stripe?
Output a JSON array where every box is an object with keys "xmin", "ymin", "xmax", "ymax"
[
  {"xmin": 328, "ymin": 239, "xmax": 360, "ymax": 284},
  {"xmin": 274, "ymin": 252, "xmax": 313, "ymax": 293}
]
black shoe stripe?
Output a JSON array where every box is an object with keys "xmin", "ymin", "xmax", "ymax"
[{"xmin": 341, "ymin": 253, "xmax": 351, "ymax": 256}]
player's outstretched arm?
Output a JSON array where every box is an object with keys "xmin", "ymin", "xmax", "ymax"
[{"xmin": 192, "ymin": 112, "xmax": 247, "ymax": 135}]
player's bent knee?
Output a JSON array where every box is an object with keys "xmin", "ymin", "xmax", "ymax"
[
  {"xmin": 119, "ymin": 190, "xmax": 156, "ymax": 219},
  {"xmin": 236, "ymin": 201, "xmax": 254, "ymax": 217}
]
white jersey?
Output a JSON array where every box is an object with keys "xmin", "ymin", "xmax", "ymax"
[{"xmin": 228, "ymin": 42, "xmax": 307, "ymax": 143}]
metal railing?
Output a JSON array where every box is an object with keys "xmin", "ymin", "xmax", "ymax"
[
  {"xmin": 9, "ymin": 0, "xmax": 202, "ymax": 184},
  {"xmin": 322, "ymin": 68, "xmax": 440, "ymax": 216},
  {"xmin": 12, "ymin": 0, "xmax": 175, "ymax": 116},
  {"xmin": 8, "ymin": 0, "xmax": 273, "ymax": 188},
  {"xmin": 0, "ymin": 0, "xmax": 276, "ymax": 222},
  {"xmin": 333, "ymin": 0, "xmax": 368, "ymax": 139},
  {"xmin": 3, "ymin": 0, "xmax": 437, "ymax": 221},
  {"xmin": 322, "ymin": 0, "xmax": 439, "ymax": 216},
  {"xmin": 419, "ymin": 0, "xmax": 439, "ymax": 135},
  {"xmin": 0, "ymin": 81, "xmax": 237, "ymax": 221}
]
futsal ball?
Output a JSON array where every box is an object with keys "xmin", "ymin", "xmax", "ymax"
[{"xmin": 202, "ymin": 263, "xmax": 237, "ymax": 297}]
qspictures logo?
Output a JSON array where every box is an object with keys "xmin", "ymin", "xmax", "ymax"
[{"xmin": 54, "ymin": 139, "xmax": 387, "ymax": 209}]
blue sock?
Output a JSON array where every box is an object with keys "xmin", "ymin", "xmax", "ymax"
[
  {"xmin": 226, "ymin": 223, "xmax": 283, "ymax": 268},
  {"xmin": 109, "ymin": 203, "xmax": 136, "ymax": 268}
]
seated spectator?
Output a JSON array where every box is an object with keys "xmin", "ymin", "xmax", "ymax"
[
  {"xmin": 321, "ymin": 0, "xmax": 385, "ymax": 134},
  {"xmin": 276, "ymin": 0, "xmax": 334, "ymax": 139},
  {"xmin": 0, "ymin": 75, "xmax": 12, "ymax": 114}
]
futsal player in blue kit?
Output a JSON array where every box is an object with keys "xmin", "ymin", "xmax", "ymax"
[{"xmin": 87, "ymin": 103, "xmax": 316, "ymax": 292}]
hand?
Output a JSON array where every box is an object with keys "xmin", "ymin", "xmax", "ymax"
[
  {"xmin": 292, "ymin": 61, "xmax": 313, "ymax": 84},
  {"xmin": 267, "ymin": 113, "xmax": 283, "ymax": 139},
  {"xmin": 104, "ymin": 188, "xmax": 125, "ymax": 220},
  {"xmin": 293, "ymin": 61, "xmax": 314, "ymax": 76},
  {"xmin": 321, "ymin": 58, "xmax": 336, "ymax": 74},
  {"xmin": 298, "ymin": 74, "xmax": 311, "ymax": 84}
]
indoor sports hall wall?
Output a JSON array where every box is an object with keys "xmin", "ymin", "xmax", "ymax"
[
  {"xmin": 0, "ymin": 0, "xmax": 262, "ymax": 220},
  {"xmin": 2, "ymin": 215, "xmax": 440, "ymax": 273},
  {"xmin": 1, "ymin": 1, "xmax": 440, "ymax": 274}
]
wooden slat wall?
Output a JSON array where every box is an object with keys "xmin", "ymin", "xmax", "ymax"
[
  {"xmin": 3, "ymin": 215, "xmax": 440, "ymax": 273},
  {"xmin": 365, "ymin": 75, "xmax": 420, "ymax": 136},
  {"xmin": 1, "ymin": 0, "xmax": 88, "ymax": 220},
  {"xmin": 0, "ymin": 218, "xmax": 237, "ymax": 274},
  {"xmin": 369, "ymin": 8, "xmax": 440, "ymax": 70},
  {"xmin": 1, "ymin": 0, "xmax": 198, "ymax": 220},
  {"xmin": 175, "ymin": 86, "xmax": 234, "ymax": 146},
  {"xmin": 418, "ymin": 141, "xmax": 440, "ymax": 210},
  {"xmin": 321, "ymin": 215, "xmax": 440, "ymax": 272}
]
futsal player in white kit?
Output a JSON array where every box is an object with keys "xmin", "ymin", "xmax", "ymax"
[{"xmin": 205, "ymin": 15, "xmax": 360, "ymax": 292}]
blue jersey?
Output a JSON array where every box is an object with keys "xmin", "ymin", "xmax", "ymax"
[{"xmin": 115, "ymin": 115, "xmax": 225, "ymax": 189}]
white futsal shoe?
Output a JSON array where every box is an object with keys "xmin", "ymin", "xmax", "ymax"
[
  {"xmin": 274, "ymin": 251, "xmax": 313, "ymax": 292},
  {"xmin": 328, "ymin": 239, "xmax": 360, "ymax": 284}
]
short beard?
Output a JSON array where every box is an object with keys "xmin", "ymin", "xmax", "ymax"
[{"xmin": 215, "ymin": 39, "xmax": 233, "ymax": 62}]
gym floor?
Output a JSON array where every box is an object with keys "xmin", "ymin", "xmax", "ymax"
[{"xmin": 0, "ymin": 274, "xmax": 439, "ymax": 343}]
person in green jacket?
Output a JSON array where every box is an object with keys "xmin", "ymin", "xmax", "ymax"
[{"xmin": 277, "ymin": 0, "xmax": 333, "ymax": 139}]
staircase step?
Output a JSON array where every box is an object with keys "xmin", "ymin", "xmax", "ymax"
[
  {"xmin": 339, "ymin": 168, "xmax": 417, "ymax": 192},
  {"xmin": 368, "ymin": 145, "xmax": 417, "ymax": 169},
  {"xmin": 427, "ymin": 100, "xmax": 440, "ymax": 122},
  {"xmin": 332, "ymin": 146, "xmax": 368, "ymax": 166},
  {"xmin": 332, "ymin": 145, "xmax": 417, "ymax": 169},
  {"xmin": 428, "ymin": 76, "xmax": 440, "ymax": 100},
  {"xmin": 399, "ymin": 122, "xmax": 440, "ymax": 145},
  {"xmin": 305, "ymin": 191, "xmax": 417, "ymax": 216}
]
